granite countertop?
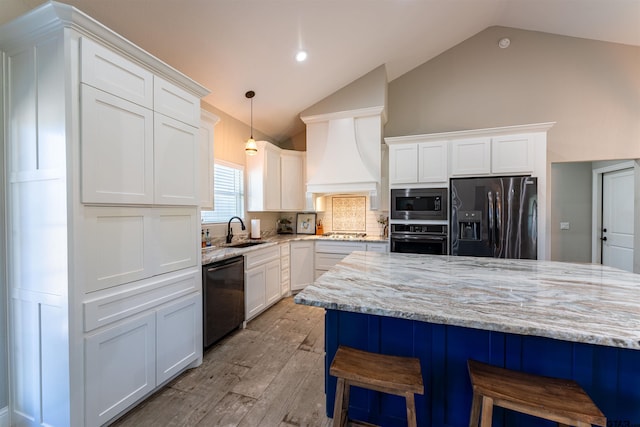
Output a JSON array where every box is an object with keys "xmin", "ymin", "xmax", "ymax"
[
  {"xmin": 202, "ymin": 234, "xmax": 388, "ymax": 265},
  {"xmin": 294, "ymin": 252, "xmax": 640, "ymax": 350}
]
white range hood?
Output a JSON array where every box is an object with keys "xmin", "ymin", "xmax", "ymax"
[{"xmin": 301, "ymin": 106, "xmax": 386, "ymax": 210}]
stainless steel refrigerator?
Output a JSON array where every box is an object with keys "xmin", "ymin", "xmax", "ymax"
[{"xmin": 450, "ymin": 176, "xmax": 538, "ymax": 259}]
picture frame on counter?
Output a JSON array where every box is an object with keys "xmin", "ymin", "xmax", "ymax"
[{"xmin": 296, "ymin": 213, "xmax": 317, "ymax": 235}]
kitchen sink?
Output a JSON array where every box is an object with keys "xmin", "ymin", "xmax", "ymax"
[{"xmin": 227, "ymin": 241, "xmax": 267, "ymax": 248}]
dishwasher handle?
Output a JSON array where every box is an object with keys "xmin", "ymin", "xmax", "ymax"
[{"xmin": 205, "ymin": 255, "xmax": 244, "ymax": 273}]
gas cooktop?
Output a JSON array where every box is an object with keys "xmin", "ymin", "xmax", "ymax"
[{"xmin": 322, "ymin": 232, "xmax": 367, "ymax": 240}]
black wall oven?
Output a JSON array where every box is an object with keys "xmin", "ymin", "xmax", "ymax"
[
  {"xmin": 390, "ymin": 224, "xmax": 448, "ymax": 255},
  {"xmin": 391, "ymin": 188, "xmax": 447, "ymax": 221}
]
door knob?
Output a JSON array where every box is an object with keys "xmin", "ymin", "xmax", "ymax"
[
  {"xmin": 601, "ymin": 236, "xmax": 607, "ymax": 241},
  {"xmin": 603, "ymin": 228, "xmax": 607, "ymax": 232}
]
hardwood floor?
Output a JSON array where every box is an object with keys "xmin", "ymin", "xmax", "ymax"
[{"xmin": 111, "ymin": 297, "xmax": 332, "ymax": 427}]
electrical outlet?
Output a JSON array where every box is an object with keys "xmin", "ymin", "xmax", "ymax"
[{"xmin": 560, "ymin": 222, "xmax": 570, "ymax": 230}]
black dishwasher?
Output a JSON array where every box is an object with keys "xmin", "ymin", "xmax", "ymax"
[{"xmin": 202, "ymin": 255, "xmax": 245, "ymax": 348}]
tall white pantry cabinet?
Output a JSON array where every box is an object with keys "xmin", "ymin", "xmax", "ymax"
[{"xmin": 0, "ymin": 3, "xmax": 210, "ymax": 427}]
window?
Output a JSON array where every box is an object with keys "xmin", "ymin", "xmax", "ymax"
[{"xmin": 201, "ymin": 161, "xmax": 244, "ymax": 223}]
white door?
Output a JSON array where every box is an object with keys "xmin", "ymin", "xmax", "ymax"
[{"xmin": 602, "ymin": 168, "xmax": 635, "ymax": 272}]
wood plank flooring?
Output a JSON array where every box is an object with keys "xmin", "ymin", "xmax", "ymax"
[{"xmin": 111, "ymin": 297, "xmax": 332, "ymax": 427}]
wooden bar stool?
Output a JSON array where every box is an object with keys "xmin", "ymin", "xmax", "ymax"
[
  {"xmin": 467, "ymin": 359, "xmax": 606, "ymax": 427},
  {"xmin": 329, "ymin": 346, "xmax": 424, "ymax": 427}
]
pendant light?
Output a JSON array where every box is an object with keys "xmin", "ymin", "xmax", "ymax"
[{"xmin": 245, "ymin": 90, "xmax": 258, "ymax": 155}]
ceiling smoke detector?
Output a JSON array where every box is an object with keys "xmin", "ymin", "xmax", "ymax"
[{"xmin": 498, "ymin": 38, "xmax": 511, "ymax": 49}]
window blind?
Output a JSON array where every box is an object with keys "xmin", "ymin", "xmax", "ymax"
[{"xmin": 201, "ymin": 162, "xmax": 244, "ymax": 224}]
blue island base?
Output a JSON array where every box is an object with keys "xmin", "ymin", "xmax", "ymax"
[{"xmin": 324, "ymin": 309, "xmax": 640, "ymax": 427}]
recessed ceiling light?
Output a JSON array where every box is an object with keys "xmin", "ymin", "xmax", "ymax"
[
  {"xmin": 295, "ymin": 50, "xmax": 308, "ymax": 62},
  {"xmin": 498, "ymin": 37, "xmax": 511, "ymax": 49}
]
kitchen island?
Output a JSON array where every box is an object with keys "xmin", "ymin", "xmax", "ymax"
[{"xmin": 294, "ymin": 252, "xmax": 640, "ymax": 427}]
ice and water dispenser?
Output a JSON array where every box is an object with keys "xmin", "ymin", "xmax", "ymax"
[{"xmin": 458, "ymin": 211, "xmax": 482, "ymax": 241}]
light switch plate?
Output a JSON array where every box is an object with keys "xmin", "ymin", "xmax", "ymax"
[{"xmin": 560, "ymin": 222, "xmax": 570, "ymax": 230}]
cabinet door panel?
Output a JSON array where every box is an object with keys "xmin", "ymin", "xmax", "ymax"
[
  {"xmin": 154, "ymin": 76, "xmax": 200, "ymax": 127},
  {"xmin": 418, "ymin": 141, "xmax": 448, "ymax": 183},
  {"xmin": 156, "ymin": 294, "xmax": 201, "ymax": 384},
  {"xmin": 154, "ymin": 208, "xmax": 198, "ymax": 274},
  {"xmin": 281, "ymin": 152, "xmax": 305, "ymax": 210},
  {"xmin": 245, "ymin": 267, "xmax": 266, "ymax": 320},
  {"xmin": 82, "ymin": 207, "xmax": 154, "ymax": 293},
  {"xmin": 199, "ymin": 113, "xmax": 216, "ymax": 209},
  {"xmin": 85, "ymin": 312, "xmax": 156, "ymax": 427},
  {"xmin": 264, "ymin": 147, "xmax": 282, "ymax": 211},
  {"xmin": 81, "ymin": 85, "xmax": 154, "ymax": 204},
  {"xmin": 154, "ymin": 114, "xmax": 199, "ymax": 205},
  {"xmin": 290, "ymin": 241, "xmax": 314, "ymax": 291},
  {"xmin": 389, "ymin": 144, "xmax": 418, "ymax": 184},
  {"xmin": 491, "ymin": 134, "xmax": 534, "ymax": 174},
  {"xmin": 265, "ymin": 259, "xmax": 281, "ymax": 306},
  {"xmin": 80, "ymin": 37, "xmax": 153, "ymax": 108},
  {"xmin": 450, "ymin": 137, "xmax": 491, "ymax": 176}
]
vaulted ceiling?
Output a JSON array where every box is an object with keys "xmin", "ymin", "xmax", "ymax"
[{"xmin": 2, "ymin": 0, "xmax": 639, "ymax": 141}]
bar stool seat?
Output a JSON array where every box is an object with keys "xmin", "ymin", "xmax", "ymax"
[
  {"xmin": 330, "ymin": 346, "xmax": 424, "ymax": 427},
  {"xmin": 467, "ymin": 359, "xmax": 606, "ymax": 427}
]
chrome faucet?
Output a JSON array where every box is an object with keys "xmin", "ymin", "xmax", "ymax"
[{"xmin": 226, "ymin": 216, "xmax": 246, "ymax": 244}]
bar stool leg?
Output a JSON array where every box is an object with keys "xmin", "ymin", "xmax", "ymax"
[
  {"xmin": 405, "ymin": 391, "xmax": 418, "ymax": 427},
  {"xmin": 480, "ymin": 396, "xmax": 494, "ymax": 427},
  {"xmin": 333, "ymin": 378, "xmax": 347, "ymax": 427},
  {"xmin": 469, "ymin": 392, "xmax": 482, "ymax": 427}
]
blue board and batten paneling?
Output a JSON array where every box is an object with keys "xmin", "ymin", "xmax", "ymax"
[{"xmin": 325, "ymin": 309, "xmax": 640, "ymax": 427}]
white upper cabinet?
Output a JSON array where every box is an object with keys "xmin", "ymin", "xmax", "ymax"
[
  {"xmin": 491, "ymin": 133, "xmax": 535, "ymax": 174},
  {"xmin": 388, "ymin": 144, "xmax": 418, "ymax": 184},
  {"xmin": 247, "ymin": 140, "xmax": 306, "ymax": 212},
  {"xmin": 199, "ymin": 110, "xmax": 219, "ymax": 210},
  {"xmin": 450, "ymin": 137, "xmax": 492, "ymax": 176},
  {"xmin": 154, "ymin": 113, "xmax": 199, "ymax": 205},
  {"xmin": 81, "ymin": 85, "xmax": 154, "ymax": 204},
  {"xmin": 386, "ymin": 138, "xmax": 448, "ymax": 185},
  {"xmin": 80, "ymin": 37, "xmax": 202, "ymax": 207},
  {"xmin": 280, "ymin": 151, "xmax": 306, "ymax": 211},
  {"xmin": 154, "ymin": 76, "xmax": 201, "ymax": 128},
  {"xmin": 80, "ymin": 37, "xmax": 153, "ymax": 109}
]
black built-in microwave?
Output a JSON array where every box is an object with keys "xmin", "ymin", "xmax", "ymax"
[{"xmin": 390, "ymin": 188, "xmax": 448, "ymax": 221}]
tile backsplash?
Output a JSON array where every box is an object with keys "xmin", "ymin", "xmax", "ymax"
[{"xmin": 318, "ymin": 195, "xmax": 388, "ymax": 236}]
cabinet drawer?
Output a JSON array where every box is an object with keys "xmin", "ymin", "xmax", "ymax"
[
  {"xmin": 315, "ymin": 252, "xmax": 347, "ymax": 270},
  {"xmin": 83, "ymin": 269, "xmax": 199, "ymax": 332},
  {"xmin": 315, "ymin": 241, "xmax": 366, "ymax": 254},
  {"xmin": 80, "ymin": 37, "xmax": 153, "ymax": 109},
  {"xmin": 245, "ymin": 246, "xmax": 280, "ymax": 270},
  {"xmin": 366, "ymin": 243, "xmax": 388, "ymax": 252},
  {"xmin": 154, "ymin": 76, "xmax": 200, "ymax": 127}
]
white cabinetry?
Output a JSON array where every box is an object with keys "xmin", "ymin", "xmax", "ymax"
[
  {"xmin": 247, "ymin": 141, "xmax": 306, "ymax": 212},
  {"xmin": 280, "ymin": 151, "xmax": 306, "ymax": 211},
  {"xmin": 450, "ymin": 134, "xmax": 535, "ymax": 176},
  {"xmin": 85, "ymin": 292, "xmax": 200, "ymax": 426},
  {"xmin": 81, "ymin": 36, "xmax": 201, "ymax": 206},
  {"xmin": 290, "ymin": 240, "xmax": 315, "ymax": 291},
  {"xmin": 199, "ymin": 110, "xmax": 219, "ymax": 210},
  {"xmin": 245, "ymin": 246, "xmax": 281, "ymax": 321},
  {"xmin": 280, "ymin": 243, "xmax": 291, "ymax": 296},
  {"xmin": 315, "ymin": 241, "xmax": 385, "ymax": 278},
  {"xmin": 0, "ymin": 4, "xmax": 209, "ymax": 426},
  {"xmin": 387, "ymin": 138, "xmax": 448, "ymax": 185},
  {"xmin": 80, "ymin": 85, "xmax": 154, "ymax": 204}
]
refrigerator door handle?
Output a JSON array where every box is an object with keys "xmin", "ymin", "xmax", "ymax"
[
  {"xmin": 487, "ymin": 191, "xmax": 494, "ymax": 255},
  {"xmin": 495, "ymin": 191, "xmax": 502, "ymax": 255}
]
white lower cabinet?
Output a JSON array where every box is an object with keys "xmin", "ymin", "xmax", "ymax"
[
  {"xmin": 280, "ymin": 243, "xmax": 291, "ymax": 296},
  {"xmin": 156, "ymin": 294, "xmax": 201, "ymax": 384},
  {"xmin": 245, "ymin": 246, "xmax": 281, "ymax": 321},
  {"xmin": 290, "ymin": 241, "xmax": 314, "ymax": 291},
  {"xmin": 85, "ymin": 292, "xmax": 201, "ymax": 426},
  {"xmin": 314, "ymin": 241, "xmax": 387, "ymax": 278},
  {"xmin": 85, "ymin": 312, "xmax": 156, "ymax": 427}
]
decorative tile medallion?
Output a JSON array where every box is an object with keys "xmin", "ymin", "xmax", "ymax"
[{"xmin": 332, "ymin": 196, "xmax": 366, "ymax": 232}]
